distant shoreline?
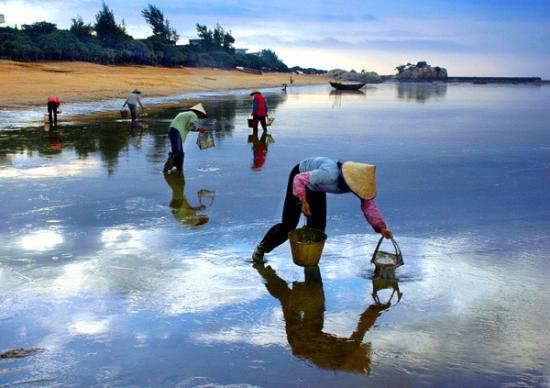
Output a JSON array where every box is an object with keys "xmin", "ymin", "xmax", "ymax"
[
  {"xmin": 0, "ymin": 60, "xmax": 323, "ymax": 109},
  {"xmin": 381, "ymin": 76, "xmax": 546, "ymax": 84}
]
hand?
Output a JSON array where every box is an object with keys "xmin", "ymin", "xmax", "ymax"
[
  {"xmin": 301, "ymin": 199, "xmax": 311, "ymax": 216},
  {"xmin": 380, "ymin": 227, "xmax": 393, "ymax": 239}
]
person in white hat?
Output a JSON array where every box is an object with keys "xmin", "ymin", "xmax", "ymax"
[
  {"xmin": 164, "ymin": 103, "xmax": 207, "ymax": 172},
  {"xmin": 252, "ymin": 156, "xmax": 392, "ymax": 263}
]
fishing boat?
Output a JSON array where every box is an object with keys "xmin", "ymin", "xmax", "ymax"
[{"xmin": 329, "ymin": 81, "xmax": 366, "ymax": 90}]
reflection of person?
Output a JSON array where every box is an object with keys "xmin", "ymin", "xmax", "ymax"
[
  {"xmin": 47, "ymin": 95, "xmax": 61, "ymax": 125},
  {"xmin": 163, "ymin": 170, "xmax": 214, "ymax": 227},
  {"xmin": 250, "ymin": 90, "xmax": 269, "ymax": 134},
  {"xmin": 164, "ymin": 103, "xmax": 207, "ymax": 172},
  {"xmin": 122, "ymin": 89, "xmax": 144, "ymax": 121},
  {"xmin": 254, "ymin": 263, "xmax": 393, "ymax": 374},
  {"xmin": 252, "ymin": 157, "xmax": 392, "ymax": 263},
  {"xmin": 249, "ymin": 131, "xmax": 269, "ymax": 171}
]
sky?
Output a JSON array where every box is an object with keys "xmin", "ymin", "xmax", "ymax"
[{"xmin": 1, "ymin": 0, "xmax": 550, "ymax": 77}]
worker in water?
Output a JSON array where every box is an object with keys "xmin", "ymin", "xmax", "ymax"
[
  {"xmin": 250, "ymin": 90, "xmax": 269, "ymax": 134},
  {"xmin": 253, "ymin": 263, "xmax": 396, "ymax": 374},
  {"xmin": 122, "ymin": 89, "xmax": 144, "ymax": 121},
  {"xmin": 47, "ymin": 95, "xmax": 61, "ymax": 125},
  {"xmin": 252, "ymin": 157, "xmax": 392, "ymax": 263},
  {"xmin": 163, "ymin": 103, "xmax": 207, "ymax": 172}
]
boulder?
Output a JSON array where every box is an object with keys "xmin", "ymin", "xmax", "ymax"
[{"xmin": 395, "ymin": 62, "xmax": 448, "ymax": 81}]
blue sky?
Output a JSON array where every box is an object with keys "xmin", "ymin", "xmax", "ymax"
[{"xmin": 2, "ymin": 0, "xmax": 550, "ymax": 77}]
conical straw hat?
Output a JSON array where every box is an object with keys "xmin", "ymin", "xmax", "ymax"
[
  {"xmin": 342, "ymin": 162, "xmax": 376, "ymax": 200},
  {"xmin": 250, "ymin": 89, "xmax": 261, "ymax": 95},
  {"xmin": 187, "ymin": 103, "xmax": 207, "ymax": 117}
]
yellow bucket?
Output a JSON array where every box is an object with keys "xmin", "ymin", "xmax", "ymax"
[{"xmin": 288, "ymin": 227, "xmax": 327, "ymax": 267}]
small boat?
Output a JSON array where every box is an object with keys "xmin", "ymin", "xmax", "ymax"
[{"xmin": 329, "ymin": 81, "xmax": 366, "ymax": 90}]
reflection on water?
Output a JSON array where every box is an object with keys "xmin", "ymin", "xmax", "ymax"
[
  {"xmin": 396, "ymin": 82, "xmax": 447, "ymax": 103},
  {"xmin": 254, "ymin": 263, "xmax": 398, "ymax": 375},
  {"xmin": 164, "ymin": 170, "xmax": 214, "ymax": 227},
  {"xmin": 248, "ymin": 131, "xmax": 275, "ymax": 170},
  {"xmin": 0, "ymin": 83, "xmax": 549, "ymax": 386},
  {"xmin": 330, "ymin": 89, "xmax": 366, "ymax": 108}
]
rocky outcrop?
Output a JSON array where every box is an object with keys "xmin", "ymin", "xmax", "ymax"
[
  {"xmin": 326, "ymin": 69, "xmax": 382, "ymax": 83},
  {"xmin": 395, "ymin": 61, "xmax": 447, "ymax": 81}
]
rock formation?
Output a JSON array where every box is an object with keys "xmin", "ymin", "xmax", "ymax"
[
  {"xmin": 326, "ymin": 69, "xmax": 382, "ymax": 83},
  {"xmin": 395, "ymin": 61, "xmax": 448, "ymax": 81}
]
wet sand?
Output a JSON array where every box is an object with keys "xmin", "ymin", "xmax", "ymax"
[{"xmin": 0, "ymin": 60, "xmax": 323, "ymax": 108}]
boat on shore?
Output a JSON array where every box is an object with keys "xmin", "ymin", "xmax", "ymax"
[{"xmin": 329, "ymin": 81, "xmax": 366, "ymax": 90}]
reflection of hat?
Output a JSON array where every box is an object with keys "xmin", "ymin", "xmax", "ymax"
[
  {"xmin": 187, "ymin": 103, "xmax": 207, "ymax": 117},
  {"xmin": 342, "ymin": 162, "xmax": 376, "ymax": 200},
  {"xmin": 250, "ymin": 90, "xmax": 261, "ymax": 96},
  {"xmin": 132, "ymin": 89, "xmax": 141, "ymax": 94}
]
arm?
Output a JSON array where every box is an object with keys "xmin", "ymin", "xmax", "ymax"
[
  {"xmin": 252, "ymin": 99, "xmax": 257, "ymax": 114},
  {"xmin": 292, "ymin": 166, "xmax": 337, "ymax": 216},
  {"xmin": 137, "ymin": 96, "xmax": 144, "ymax": 109},
  {"xmin": 361, "ymin": 199, "xmax": 392, "ymax": 238},
  {"xmin": 292, "ymin": 172, "xmax": 310, "ymax": 201}
]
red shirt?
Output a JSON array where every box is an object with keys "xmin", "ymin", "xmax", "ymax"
[
  {"xmin": 252, "ymin": 94, "xmax": 268, "ymax": 117},
  {"xmin": 48, "ymin": 96, "xmax": 61, "ymax": 107}
]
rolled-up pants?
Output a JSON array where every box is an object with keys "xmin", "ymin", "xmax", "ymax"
[{"xmin": 257, "ymin": 164, "xmax": 327, "ymax": 253}]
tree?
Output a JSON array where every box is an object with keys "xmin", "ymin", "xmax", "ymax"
[
  {"xmin": 22, "ymin": 21, "xmax": 57, "ymax": 34},
  {"xmin": 94, "ymin": 2, "xmax": 127, "ymax": 46},
  {"xmin": 70, "ymin": 16, "xmax": 94, "ymax": 39},
  {"xmin": 195, "ymin": 23, "xmax": 234, "ymax": 52},
  {"xmin": 142, "ymin": 4, "xmax": 179, "ymax": 44},
  {"xmin": 196, "ymin": 24, "xmax": 213, "ymax": 48}
]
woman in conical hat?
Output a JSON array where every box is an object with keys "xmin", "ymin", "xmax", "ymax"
[
  {"xmin": 163, "ymin": 103, "xmax": 207, "ymax": 172},
  {"xmin": 252, "ymin": 157, "xmax": 392, "ymax": 263}
]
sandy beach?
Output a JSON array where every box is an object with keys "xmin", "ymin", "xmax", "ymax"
[{"xmin": 0, "ymin": 60, "xmax": 324, "ymax": 108}]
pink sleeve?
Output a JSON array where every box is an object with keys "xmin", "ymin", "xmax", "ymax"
[
  {"xmin": 292, "ymin": 172, "xmax": 310, "ymax": 201},
  {"xmin": 361, "ymin": 199, "xmax": 387, "ymax": 232}
]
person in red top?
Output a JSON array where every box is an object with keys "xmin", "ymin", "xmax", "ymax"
[
  {"xmin": 250, "ymin": 90, "xmax": 269, "ymax": 134},
  {"xmin": 47, "ymin": 96, "xmax": 61, "ymax": 125}
]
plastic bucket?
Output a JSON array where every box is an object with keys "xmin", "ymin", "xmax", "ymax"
[
  {"xmin": 288, "ymin": 227, "xmax": 327, "ymax": 267},
  {"xmin": 120, "ymin": 109, "xmax": 128, "ymax": 119},
  {"xmin": 247, "ymin": 118, "xmax": 258, "ymax": 128}
]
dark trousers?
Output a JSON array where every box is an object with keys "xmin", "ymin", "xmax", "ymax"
[
  {"xmin": 128, "ymin": 103, "xmax": 137, "ymax": 121},
  {"xmin": 252, "ymin": 115, "xmax": 268, "ymax": 133},
  {"xmin": 258, "ymin": 164, "xmax": 327, "ymax": 253},
  {"xmin": 169, "ymin": 127, "xmax": 184, "ymax": 171},
  {"xmin": 47, "ymin": 102, "xmax": 58, "ymax": 125}
]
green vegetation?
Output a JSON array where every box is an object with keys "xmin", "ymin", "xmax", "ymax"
[
  {"xmin": 0, "ymin": 2, "xmax": 325, "ymax": 73},
  {"xmin": 395, "ymin": 61, "xmax": 448, "ymax": 81}
]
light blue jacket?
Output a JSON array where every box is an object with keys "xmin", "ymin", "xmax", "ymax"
[{"xmin": 298, "ymin": 157, "xmax": 346, "ymax": 193}]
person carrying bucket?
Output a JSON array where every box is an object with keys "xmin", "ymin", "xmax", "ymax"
[
  {"xmin": 250, "ymin": 90, "xmax": 269, "ymax": 134},
  {"xmin": 252, "ymin": 157, "xmax": 392, "ymax": 263},
  {"xmin": 47, "ymin": 95, "xmax": 61, "ymax": 125},
  {"xmin": 122, "ymin": 89, "xmax": 144, "ymax": 121},
  {"xmin": 163, "ymin": 103, "xmax": 207, "ymax": 172}
]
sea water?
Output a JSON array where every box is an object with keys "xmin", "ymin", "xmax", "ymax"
[{"xmin": 0, "ymin": 83, "xmax": 548, "ymax": 386}]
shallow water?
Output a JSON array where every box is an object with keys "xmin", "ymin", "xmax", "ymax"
[{"xmin": 0, "ymin": 83, "xmax": 549, "ymax": 386}]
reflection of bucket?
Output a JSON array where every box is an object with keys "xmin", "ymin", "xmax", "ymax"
[
  {"xmin": 198, "ymin": 189, "xmax": 215, "ymax": 208},
  {"xmin": 288, "ymin": 227, "xmax": 327, "ymax": 267}
]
